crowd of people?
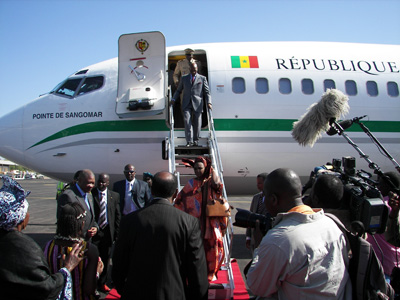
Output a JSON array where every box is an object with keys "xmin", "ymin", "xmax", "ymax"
[
  {"xmin": 245, "ymin": 167, "xmax": 400, "ymax": 299},
  {"xmin": 1, "ymin": 158, "xmax": 400, "ymax": 300},
  {"xmin": 0, "ymin": 160, "xmax": 227, "ymax": 300},
  {"xmin": 5, "ymin": 46, "xmax": 400, "ymax": 299}
]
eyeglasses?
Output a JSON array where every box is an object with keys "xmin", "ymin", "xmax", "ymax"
[{"xmin": 124, "ymin": 170, "xmax": 136, "ymax": 174}]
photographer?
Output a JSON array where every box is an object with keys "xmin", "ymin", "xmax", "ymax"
[
  {"xmin": 387, "ymin": 192, "xmax": 400, "ymax": 246},
  {"xmin": 247, "ymin": 168, "xmax": 352, "ymax": 299},
  {"xmin": 366, "ymin": 171, "xmax": 400, "ymax": 280},
  {"xmin": 309, "ymin": 173, "xmax": 352, "ymax": 230}
]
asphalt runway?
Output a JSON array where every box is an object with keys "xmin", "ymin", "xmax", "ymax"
[{"xmin": 18, "ymin": 178, "xmax": 256, "ymax": 299}]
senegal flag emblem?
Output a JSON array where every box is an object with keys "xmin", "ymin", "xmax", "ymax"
[{"xmin": 231, "ymin": 56, "xmax": 259, "ymax": 68}]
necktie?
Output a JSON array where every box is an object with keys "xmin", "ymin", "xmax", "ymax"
[
  {"xmin": 256, "ymin": 195, "xmax": 264, "ymax": 214},
  {"xmin": 98, "ymin": 192, "xmax": 107, "ymax": 229},
  {"xmin": 84, "ymin": 194, "xmax": 91, "ymax": 211},
  {"xmin": 192, "ymin": 76, "xmax": 195, "ymax": 84}
]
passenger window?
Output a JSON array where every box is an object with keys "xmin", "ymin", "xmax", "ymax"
[
  {"xmin": 78, "ymin": 76, "xmax": 104, "ymax": 95},
  {"xmin": 279, "ymin": 78, "xmax": 292, "ymax": 94},
  {"xmin": 256, "ymin": 78, "xmax": 269, "ymax": 94},
  {"xmin": 302, "ymin": 79, "xmax": 314, "ymax": 95},
  {"xmin": 324, "ymin": 79, "xmax": 336, "ymax": 91},
  {"xmin": 50, "ymin": 78, "xmax": 83, "ymax": 97},
  {"xmin": 232, "ymin": 77, "xmax": 245, "ymax": 94},
  {"xmin": 387, "ymin": 81, "xmax": 399, "ymax": 97},
  {"xmin": 366, "ymin": 81, "xmax": 378, "ymax": 97},
  {"xmin": 345, "ymin": 80, "xmax": 358, "ymax": 96}
]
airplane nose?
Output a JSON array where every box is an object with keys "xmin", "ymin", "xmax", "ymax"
[{"xmin": 0, "ymin": 108, "xmax": 25, "ymax": 164}]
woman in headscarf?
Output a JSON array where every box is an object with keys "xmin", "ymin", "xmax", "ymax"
[
  {"xmin": 45, "ymin": 202, "xmax": 103, "ymax": 300},
  {"xmin": 174, "ymin": 156, "xmax": 228, "ymax": 281},
  {"xmin": 143, "ymin": 172, "xmax": 154, "ymax": 188},
  {"xmin": 0, "ymin": 176, "xmax": 83, "ymax": 300}
]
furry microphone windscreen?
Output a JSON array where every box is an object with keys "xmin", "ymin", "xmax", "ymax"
[{"xmin": 292, "ymin": 89, "xmax": 349, "ymax": 147}]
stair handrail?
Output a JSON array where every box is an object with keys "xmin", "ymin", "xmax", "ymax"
[
  {"xmin": 207, "ymin": 109, "xmax": 235, "ymax": 296},
  {"xmin": 167, "ymin": 88, "xmax": 180, "ymax": 189},
  {"xmin": 207, "ymin": 108, "xmax": 224, "ymax": 175}
]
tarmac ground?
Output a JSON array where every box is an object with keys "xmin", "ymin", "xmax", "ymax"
[{"xmin": 19, "ymin": 178, "xmax": 255, "ymax": 299}]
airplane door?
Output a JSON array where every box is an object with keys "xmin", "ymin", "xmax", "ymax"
[{"xmin": 116, "ymin": 32, "xmax": 166, "ymax": 117}]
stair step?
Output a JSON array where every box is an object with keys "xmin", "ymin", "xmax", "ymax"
[
  {"xmin": 175, "ymin": 145, "xmax": 207, "ymax": 149},
  {"xmin": 175, "ymin": 154, "xmax": 210, "ymax": 159},
  {"xmin": 177, "ymin": 173, "xmax": 193, "ymax": 177}
]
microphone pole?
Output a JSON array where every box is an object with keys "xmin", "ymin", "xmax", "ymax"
[
  {"xmin": 330, "ymin": 119, "xmax": 383, "ymax": 174},
  {"xmin": 330, "ymin": 119, "xmax": 400, "ymax": 194},
  {"xmin": 353, "ymin": 118, "xmax": 400, "ymax": 174}
]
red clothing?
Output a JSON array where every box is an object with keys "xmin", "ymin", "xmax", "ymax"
[{"xmin": 174, "ymin": 176, "xmax": 227, "ymax": 281}]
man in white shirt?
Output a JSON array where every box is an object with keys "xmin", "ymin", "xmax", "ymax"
[
  {"xmin": 112, "ymin": 164, "xmax": 151, "ymax": 216},
  {"xmin": 92, "ymin": 173, "xmax": 121, "ymax": 293},
  {"xmin": 247, "ymin": 168, "xmax": 352, "ymax": 300}
]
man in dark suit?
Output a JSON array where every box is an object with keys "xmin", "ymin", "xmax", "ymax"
[
  {"xmin": 172, "ymin": 62, "xmax": 212, "ymax": 147},
  {"xmin": 112, "ymin": 171, "xmax": 208, "ymax": 300},
  {"xmin": 57, "ymin": 169, "xmax": 98, "ymax": 240},
  {"xmin": 246, "ymin": 172, "xmax": 269, "ymax": 255},
  {"xmin": 92, "ymin": 173, "xmax": 121, "ymax": 293},
  {"xmin": 112, "ymin": 164, "xmax": 151, "ymax": 216}
]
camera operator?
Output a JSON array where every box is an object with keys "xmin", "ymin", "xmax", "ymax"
[
  {"xmin": 387, "ymin": 192, "xmax": 400, "ymax": 246},
  {"xmin": 309, "ymin": 173, "xmax": 352, "ymax": 230},
  {"xmin": 247, "ymin": 168, "xmax": 352, "ymax": 300},
  {"xmin": 245, "ymin": 173, "xmax": 269, "ymax": 255},
  {"xmin": 366, "ymin": 171, "xmax": 400, "ymax": 281}
]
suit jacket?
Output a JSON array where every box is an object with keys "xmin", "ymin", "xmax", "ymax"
[
  {"xmin": 91, "ymin": 187, "xmax": 121, "ymax": 243},
  {"xmin": 112, "ymin": 198, "xmax": 208, "ymax": 300},
  {"xmin": 246, "ymin": 192, "xmax": 268, "ymax": 251},
  {"xmin": 57, "ymin": 184, "xmax": 98, "ymax": 239},
  {"xmin": 173, "ymin": 73, "xmax": 211, "ymax": 113},
  {"xmin": 112, "ymin": 179, "xmax": 151, "ymax": 215}
]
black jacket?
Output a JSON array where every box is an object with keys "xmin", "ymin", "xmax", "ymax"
[
  {"xmin": 0, "ymin": 230, "xmax": 65, "ymax": 300},
  {"xmin": 112, "ymin": 198, "xmax": 208, "ymax": 300}
]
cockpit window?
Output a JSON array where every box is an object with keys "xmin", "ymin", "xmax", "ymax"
[
  {"xmin": 50, "ymin": 76, "xmax": 104, "ymax": 98},
  {"xmin": 77, "ymin": 76, "xmax": 104, "ymax": 96},
  {"xmin": 50, "ymin": 78, "xmax": 83, "ymax": 97}
]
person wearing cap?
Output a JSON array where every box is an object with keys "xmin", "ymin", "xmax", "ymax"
[
  {"xmin": 0, "ymin": 176, "xmax": 84, "ymax": 300},
  {"xmin": 173, "ymin": 48, "xmax": 202, "ymax": 87}
]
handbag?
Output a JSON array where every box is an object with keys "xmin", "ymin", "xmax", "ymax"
[{"xmin": 206, "ymin": 197, "xmax": 231, "ymax": 217}]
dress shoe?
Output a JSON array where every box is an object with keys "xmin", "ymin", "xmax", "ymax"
[{"xmin": 100, "ymin": 284, "xmax": 111, "ymax": 293}]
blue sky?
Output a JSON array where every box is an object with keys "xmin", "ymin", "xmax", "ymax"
[{"xmin": 0, "ymin": 0, "xmax": 399, "ymax": 118}]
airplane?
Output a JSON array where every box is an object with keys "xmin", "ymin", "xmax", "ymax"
[{"xmin": 0, "ymin": 31, "xmax": 399, "ymax": 195}]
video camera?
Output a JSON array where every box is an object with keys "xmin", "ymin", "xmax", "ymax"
[
  {"xmin": 233, "ymin": 208, "xmax": 272, "ymax": 236},
  {"xmin": 308, "ymin": 156, "xmax": 389, "ymax": 235}
]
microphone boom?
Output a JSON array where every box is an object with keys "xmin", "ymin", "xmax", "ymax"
[
  {"xmin": 292, "ymin": 89, "xmax": 349, "ymax": 147},
  {"xmin": 326, "ymin": 115, "xmax": 367, "ymax": 136}
]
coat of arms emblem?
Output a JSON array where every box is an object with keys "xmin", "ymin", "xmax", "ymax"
[{"xmin": 135, "ymin": 39, "xmax": 149, "ymax": 54}]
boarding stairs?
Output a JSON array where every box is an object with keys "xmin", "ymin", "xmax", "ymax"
[{"xmin": 165, "ymin": 97, "xmax": 235, "ymax": 299}]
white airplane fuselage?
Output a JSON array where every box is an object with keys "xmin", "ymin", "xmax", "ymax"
[{"xmin": 0, "ymin": 33, "xmax": 399, "ymax": 194}]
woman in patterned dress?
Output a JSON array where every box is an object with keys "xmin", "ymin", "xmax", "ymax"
[
  {"xmin": 45, "ymin": 202, "xmax": 103, "ymax": 300},
  {"xmin": 174, "ymin": 156, "xmax": 227, "ymax": 281}
]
